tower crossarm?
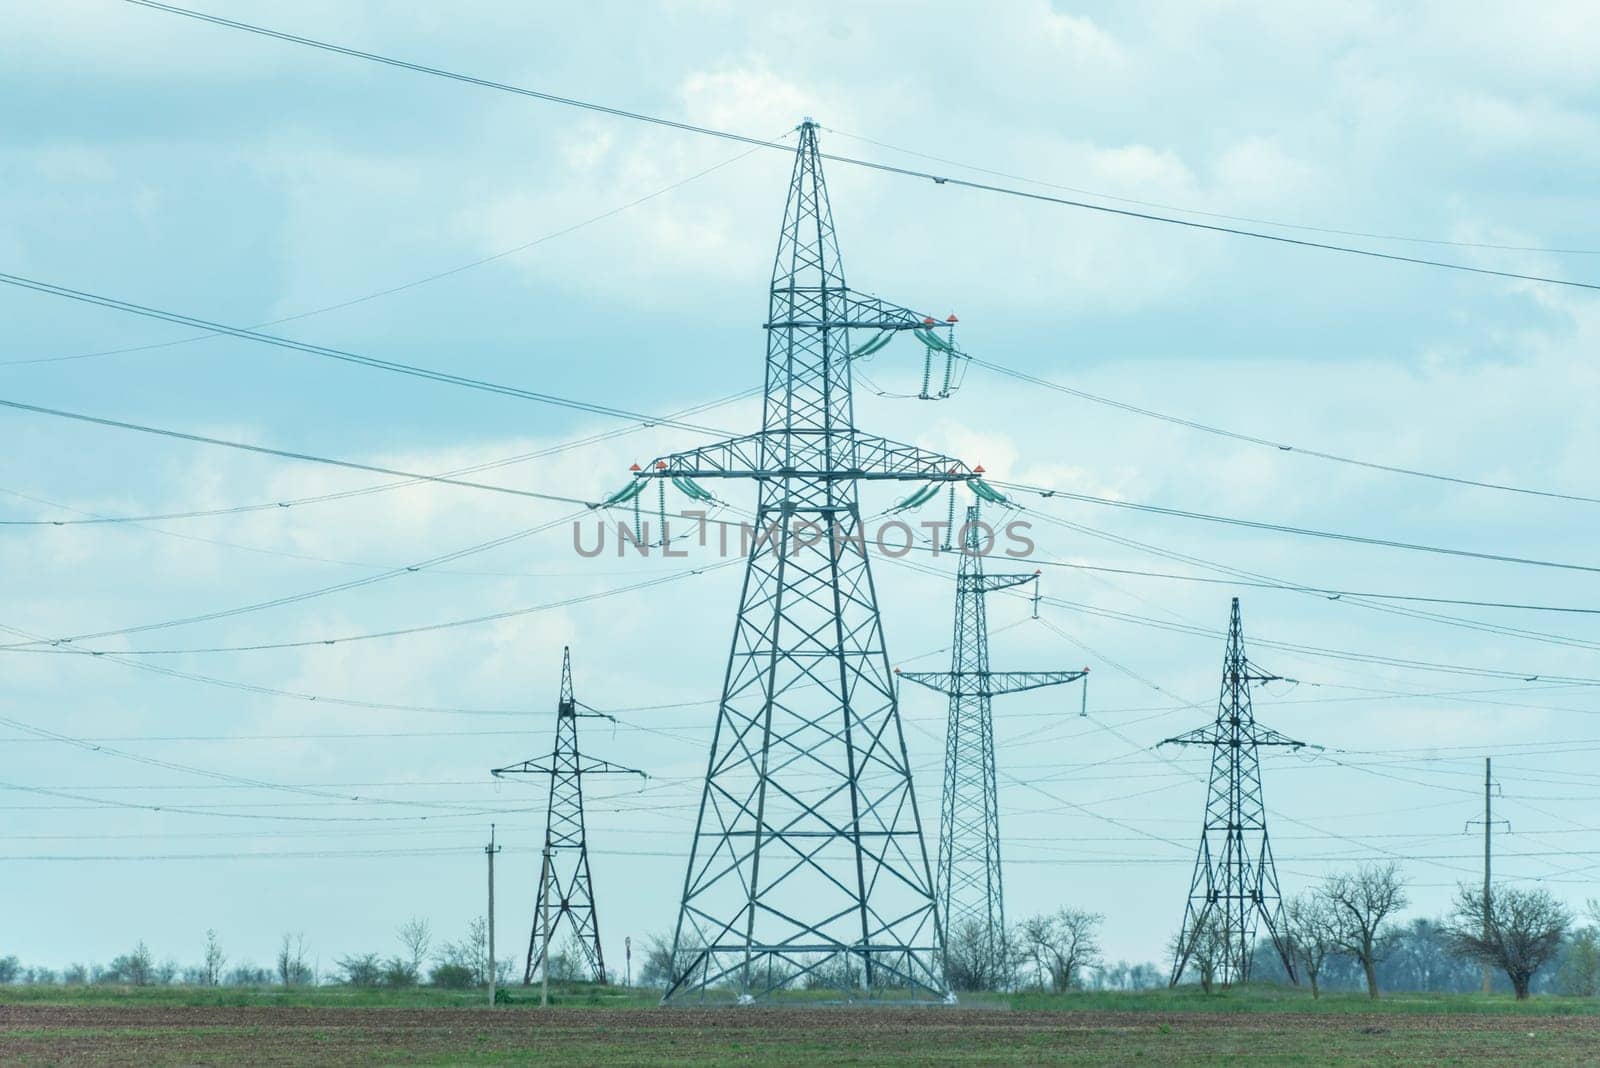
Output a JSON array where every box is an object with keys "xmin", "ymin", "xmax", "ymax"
[
  {"xmin": 899, "ymin": 668, "xmax": 1087, "ymax": 698},
  {"xmin": 1158, "ymin": 724, "xmax": 1310, "ymax": 749},
  {"xmin": 491, "ymin": 757, "xmax": 647, "ymax": 778},
  {"xmin": 635, "ymin": 430, "xmax": 973, "ymax": 482},
  {"xmin": 963, "ymin": 573, "xmax": 1035, "ymax": 595},
  {"xmin": 764, "ymin": 287, "xmax": 961, "ymax": 339}
]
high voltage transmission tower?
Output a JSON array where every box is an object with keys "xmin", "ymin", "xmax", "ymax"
[
  {"xmin": 636, "ymin": 119, "xmax": 975, "ymax": 1002},
  {"xmin": 1163, "ymin": 598, "xmax": 1309, "ymax": 988},
  {"xmin": 899, "ymin": 503, "xmax": 1088, "ymax": 988},
  {"xmin": 492, "ymin": 647, "xmax": 643, "ymax": 985}
]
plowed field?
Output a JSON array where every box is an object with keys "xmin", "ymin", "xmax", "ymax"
[{"xmin": 1, "ymin": 1003, "xmax": 1593, "ymax": 1065}]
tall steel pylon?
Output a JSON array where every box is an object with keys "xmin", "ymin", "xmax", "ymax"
[
  {"xmin": 637, "ymin": 120, "xmax": 975, "ymax": 1002},
  {"xmin": 899, "ymin": 504, "xmax": 1087, "ymax": 988},
  {"xmin": 1163, "ymin": 598, "xmax": 1307, "ymax": 987},
  {"xmin": 491, "ymin": 646, "xmax": 643, "ymax": 985}
]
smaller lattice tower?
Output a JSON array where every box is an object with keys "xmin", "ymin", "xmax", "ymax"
[
  {"xmin": 1163, "ymin": 598, "xmax": 1308, "ymax": 987},
  {"xmin": 899, "ymin": 504, "xmax": 1088, "ymax": 987},
  {"xmin": 492, "ymin": 646, "xmax": 643, "ymax": 984}
]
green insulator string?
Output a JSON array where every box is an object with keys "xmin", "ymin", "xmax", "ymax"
[
  {"xmin": 657, "ymin": 479, "xmax": 668, "ymax": 548},
  {"xmin": 942, "ymin": 484, "xmax": 956, "ymax": 551}
]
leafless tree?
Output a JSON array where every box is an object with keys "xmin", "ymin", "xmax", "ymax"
[
  {"xmin": 1170, "ymin": 912, "xmax": 1226, "ymax": 994},
  {"xmin": 1320, "ymin": 863, "xmax": 1409, "ymax": 999},
  {"xmin": 1019, "ymin": 909, "xmax": 1103, "ymax": 993},
  {"xmin": 1282, "ymin": 894, "xmax": 1335, "ymax": 998},
  {"xmin": 1445, "ymin": 884, "xmax": 1571, "ymax": 1000},
  {"xmin": 277, "ymin": 932, "xmax": 312, "ymax": 987},
  {"xmin": 202, "ymin": 930, "xmax": 226, "ymax": 987},
  {"xmin": 400, "ymin": 918, "xmax": 431, "ymax": 971},
  {"xmin": 942, "ymin": 919, "xmax": 1017, "ymax": 992}
]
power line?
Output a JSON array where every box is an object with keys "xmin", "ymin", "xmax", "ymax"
[
  {"xmin": 1031, "ymin": 590, "xmax": 1600, "ymax": 688},
  {"xmin": 1017, "ymin": 554, "xmax": 1600, "ymax": 616},
  {"xmin": 821, "ymin": 127, "xmax": 1600, "ymax": 258},
  {"xmin": 7, "ymin": 147, "xmax": 770, "ymax": 367},
  {"xmin": 0, "ymin": 621, "xmax": 530, "ymax": 716},
  {"xmin": 972, "ymin": 358, "xmax": 1600, "ymax": 507},
  {"xmin": 0, "ymin": 274, "xmax": 735, "ymax": 436},
  {"xmin": 0, "ymin": 386, "xmax": 757, "ymax": 527},
  {"xmin": 116, "ymin": 0, "xmax": 1600, "ymax": 294},
  {"xmin": 0, "ymin": 396, "xmax": 598, "ymax": 507},
  {"xmin": 8, "ymin": 558, "xmax": 736, "ymax": 655},
  {"xmin": 0, "ymin": 779, "xmax": 545, "ymax": 824},
  {"xmin": 0, "ymin": 512, "xmax": 584, "ymax": 648},
  {"xmin": 996, "ymin": 479, "xmax": 1600, "ymax": 575},
  {"xmin": 1015, "ymin": 507, "xmax": 1600, "ymax": 661}
]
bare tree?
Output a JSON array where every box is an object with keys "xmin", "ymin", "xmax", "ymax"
[
  {"xmin": 277, "ymin": 932, "xmax": 312, "ymax": 987},
  {"xmin": 336, "ymin": 953, "xmax": 384, "ymax": 987},
  {"xmin": 942, "ymin": 919, "xmax": 1017, "ymax": 992},
  {"xmin": 1558, "ymin": 926, "xmax": 1600, "ymax": 997},
  {"xmin": 1445, "ymin": 883, "xmax": 1571, "ymax": 1000},
  {"xmin": 1018, "ymin": 909, "xmax": 1103, "ymax": 993},
  {"xmin": 202, "ymin": 930, "xmax": 226, "ymax": 987},
  {"xmin": 1282, "ymin": 894, "xmax": 1335, "ymax": 998},
  {"xmin": 398, "ymin": 918, "xmax": 431, "ymax": 975},
  {"xmin": 1170, "ymin": 912, "xmax": 1226, "ymax": 994},
  {"xmin": 1320, "ymin": 864, "xmax": 1409, "ymax": 999}
]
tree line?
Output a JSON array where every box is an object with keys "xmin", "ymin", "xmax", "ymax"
[{"xmin": 7, "ymin": 865, "xmax": 1597, "ymax": 998}]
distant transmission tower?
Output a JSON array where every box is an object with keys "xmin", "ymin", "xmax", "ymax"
[
  {"xmin": 899, "ymin": 503, "xmax": 1087, "ymax": 987},
  {"xmin": 492, "ymin": 647, "xmax": 643, "ymax": 985},
  {"xmin": 639, "ymin": 120, "xmax": 974, "ymax": 1002},
  {"xmin": 1164, "ymin": 597, "xmax": 1308, "ymax": 987}
]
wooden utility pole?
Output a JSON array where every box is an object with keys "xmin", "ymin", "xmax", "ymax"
[{"xmin": 486, "ymin": 824, "xmax": 501, "ymax": 1008}]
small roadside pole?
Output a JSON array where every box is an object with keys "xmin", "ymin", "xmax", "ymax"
[
  {"xmin": 1466, "ymin": 759, "xmax": 1507, "ymax": 996},
  {"xmin": 625, "ymin": 936, "xmax": 632, "ymax": 989},
  {"xmin": 486, "ymin": 824, "xmax": 501, "ymax": 1008}
]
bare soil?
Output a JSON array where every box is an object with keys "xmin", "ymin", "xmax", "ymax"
[{"xmin": 1, "ymin": 1003, "xmax": 1592, "ymax": 1066}]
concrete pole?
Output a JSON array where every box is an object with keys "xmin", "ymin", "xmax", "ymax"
[
  {"xmin": 1482, "ymin": 758, "xmax": 1492, "ymax": 996},
  {"xmin": 486, "ymin": 824, "xmax": 501, "ymax": 1008}
]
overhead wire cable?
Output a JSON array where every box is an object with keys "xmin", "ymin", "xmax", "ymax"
[
  {"xmin": 0, "ymin": 275, "xmax": 736, "ymax": 436},
  {"xmin": 7, "ymin": 145, "xmax": 771, "ymax": 367},
  {"xmin": 821, "ymin": 125, "xmax": 1600, "ymax": 256},
  {"xmin": 971, "ymin": 358, "xmax": 1600, "ymax": 507},
  {"xmin": 114, "ymin": 0, "xmax": 1600, "ymax": 294}
]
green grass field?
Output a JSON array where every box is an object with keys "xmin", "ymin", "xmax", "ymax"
[{"xmin": 2, "ymin": 983, "xmax": 1596, "ymax": 1065}]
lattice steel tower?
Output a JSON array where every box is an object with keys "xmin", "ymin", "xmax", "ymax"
[
  {"xmin": 638, "ymin": 120, "xmax": 974, "ymax": 1002},
  {"xmin": 492, "ymin": 647, "xmax": 642, "ymax": 985},
  {"xmin": 1164, "ymin": 598, "xmax": 1306, "ymax": 987},
  {"xmin": 900, "ymin": 504, "xmax": 1087, "ymax": 988}
]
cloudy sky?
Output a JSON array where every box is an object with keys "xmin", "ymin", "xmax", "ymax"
[{"xmin": 3, "ymin": 0, "xmax": 1600, "ymax": 980}]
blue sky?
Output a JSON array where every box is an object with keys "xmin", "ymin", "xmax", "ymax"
[{"xmin": 3, "ymin": 0, "xmax": 1600, "ymax": 979}]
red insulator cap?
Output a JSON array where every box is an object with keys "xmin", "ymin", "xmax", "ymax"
[
  {"xmin": 946, "ymin": 313, "xmax": 959, "ymax": 323},
  {"xmin": 629, "ymin": 463, "xmax": 641, "ymax": 472},
  {"xmin": 974, "ymin": 464, "xmax": 986, "ymax": 473},
  {"xmin": 922, "ymin": 317, "xmax": 936, "ymax": 325},
  {"xmin": 894, "ymin": 667, "xmax": 902, "ymax": 674},
  {"xmin": 656, "ymin": 461, "xmax": 668, "ymax": 469}
]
